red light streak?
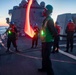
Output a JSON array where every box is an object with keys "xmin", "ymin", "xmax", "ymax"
[{"xmin": 24, "ymin": 0, "xmax": 35, "ymax": 38}]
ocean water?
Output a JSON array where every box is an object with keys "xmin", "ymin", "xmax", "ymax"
[
  {"xmin": 0, "ymin": 26, "xmax": 8, "ymax": 34},
  {"xmin": 0, "ymin": 26, "xmax": 8, "ymax": 40}
]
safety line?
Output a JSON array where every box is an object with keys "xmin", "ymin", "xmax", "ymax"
[
  {"xmin": 16, "ymin": 52, "xmax": 76, "ymax": 64},
  {"xmin": 0, "ymin": 41, "xmax": 76, "ymax": 64},
  {"xmin": 59, "ymin": 49, "xmax": 76, "ymax": 60}
]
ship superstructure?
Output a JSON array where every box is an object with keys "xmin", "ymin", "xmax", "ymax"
[{"xmin": 8, "ymin": 0, "xmax": 45, "ymax": 32}]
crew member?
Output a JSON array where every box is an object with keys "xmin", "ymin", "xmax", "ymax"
[
  {"xmin": 31, "ymin": 23, "xmax": 39, "ymax": 48},
  {"xmin": 52, "ymin": 22, "xmax": 61, "ymax": 53},
  {"xmin": 38, "ymin": 5, "xmax": 57, "ymax": 75},
  {"xmin": 65, "ymin": 19, "xmax": 75, "ymax": 52},
  {"xmin": 5, "ymin": 22, "xmax": 19, "ymax": 52}
]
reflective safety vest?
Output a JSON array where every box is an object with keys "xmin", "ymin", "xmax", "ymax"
[{"xmin": 40, "ymin": 17, "xmax": 54, "ymax": 42}]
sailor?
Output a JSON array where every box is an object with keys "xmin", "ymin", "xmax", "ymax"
[
  {"xmin": 52, "ymin": 22, "xmax": 61, "ymax": 53},
  {"xmin": 65, "ymin": 19, "xmax": 75, "ymax": 52},
  {"xmin": 31, "ymin": 23, "xmax": 39, "ymax": 48},
  {"xmin": 5, "ymin": 22, "xmax": 19, "ymax": 52},
  {"xmin": 38, "ymin": 5, "xmax": 57, "ymax": 75}
]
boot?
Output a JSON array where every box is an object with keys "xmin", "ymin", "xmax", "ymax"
[
  {"xmin": 70, "ymin": 49, "xmax": 73, "ymax": 52},
  {"xmin": 51, "ymin": 50, "xmax": 55, "ymax": 53},
  {"xmin": 15, "ymin": 47, "xmax": 19, "ymax": 52},
  {"xmin": 65, "ymin": 50, "xmax": 68, "ymax": 52},
  {"xmin": 6, "ymin": 48, "xmax": 10, "ymax": 52}
]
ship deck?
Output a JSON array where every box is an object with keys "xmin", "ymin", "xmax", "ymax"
[{"xmin": 0, "ymin": 36, "xmax": 76, "ymax": 75}]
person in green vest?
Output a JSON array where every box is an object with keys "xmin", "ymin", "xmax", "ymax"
[
  {"xmin": 5, "ymin": 22, "xmax": 19, "ymax": 52},
  {"xmin": 38, "ymin": 5, "xmax": 57, "ymax": 75}
]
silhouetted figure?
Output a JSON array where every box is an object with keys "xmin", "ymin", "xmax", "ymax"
[
  {"xmin": 5, "ymin": 22, "xmax": 19, "ymax": 52},
  {"xmin": 31, "ymin": 23, "xmax": 39, "ymax": 48},
  {"xmin": 65, "ymin": 19, "xmax": 75, "ymax": 52},
  {"xmin": 52, "ymin": 22, "xmax": 61, "ymax": 53},
  {"xmin": 38, "ymin": 5, "xmax": 57, "ymax": 75}
]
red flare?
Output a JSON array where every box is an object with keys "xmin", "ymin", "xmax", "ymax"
[{"xmin": 24, "ymin": 0, "xmax": 35, "ymax": 38}]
